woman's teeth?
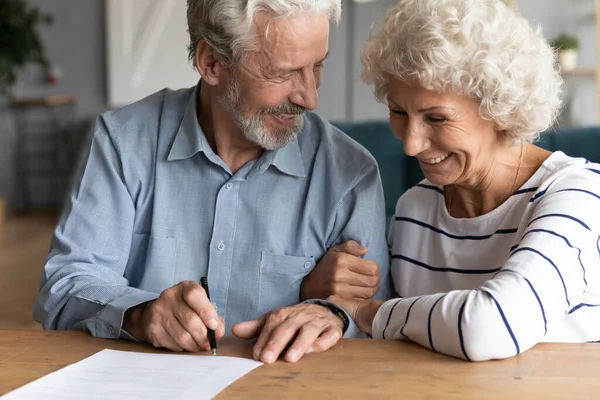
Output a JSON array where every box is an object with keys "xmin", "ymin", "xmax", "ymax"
[{"xmin": 427, "ymin": 153, "xmax": 450, "ymax": 164}]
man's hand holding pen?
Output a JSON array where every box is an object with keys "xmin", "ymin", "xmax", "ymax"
[{"xmin": 123, "ymin": 280, "xmax": 225, "ymax": 352}]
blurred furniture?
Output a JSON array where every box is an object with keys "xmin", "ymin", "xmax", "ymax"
[
  {"xmin": 333, "ymin": 121, "xmax": 600, "ymax": 224},
  {"xmin": 2, "ymin": 330, "xmax": 600, "ymax": 398},
  {"xmin": 10, "ymin": 94, "xmax": 76, "ymax": 211},
  {"xmin": 513, "ymin": 0, "xmax": 600, "ymax": 125},
  {"xmin": 0, "ymin": 197, "xmax": 5, "ymax": 244}
]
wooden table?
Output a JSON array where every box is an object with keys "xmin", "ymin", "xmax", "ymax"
[{"xmin": 1, "ymin": 330, "xmax": 599, "ymax": 399}]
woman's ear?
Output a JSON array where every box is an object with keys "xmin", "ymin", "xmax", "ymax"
[
  {"xmin": 194, "ymin": 40, "xmax": 225, "ymax": 85},
  {"xmin": 493, "ymin": 121, "xmax": 504, "ymax": 132},
  {"xmin": 494, "ymin": 121, "xmax": 509, "ymax": 138}
]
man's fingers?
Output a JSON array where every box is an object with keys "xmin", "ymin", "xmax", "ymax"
[
  {"xmin": 305, "ymin": 326, "xmax": 342, "ymax": 354},
  {"xmin": 174, "ymin": 306, "xmax": 209, "ymax": 350},
  {"xmin": 257, "ymin": 319, "xmax": 301, "ymax": 363},
  {"xmin": 215, "ymin": 315, "xmax": 226, "ymax": 339},
  {"xmin": 252, "ymin": 309, "xmax": 293, "ymax": 362},
  {"xmin": 146, "ymin": 322, "xmax": 184, "ymax": 352},
  {"xmin": 180, "ymin": 281, "xmax": 221, "ymax": 331},
  {"xmin": 284, "ymin": 323, "xmax": 323, "ymax": 362},
  {"xmin": 161, "ymin": 313, "xmax": 201, "ymax": 352},
  {"xmin": 332, "ymin": 240, "xmax": 368, "ymax": 257},
  {"xmin": 232, "ymin": 314, "xmax": 267, "ymax": 340}
]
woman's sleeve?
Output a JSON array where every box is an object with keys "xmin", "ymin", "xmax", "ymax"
[{"xmin": 373, "ymin": 167, "xmax": 600, "ymax": 361}]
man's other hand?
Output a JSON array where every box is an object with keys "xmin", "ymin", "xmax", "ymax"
[{"xmin": 231, "ymin": 303, "xmax": 343, "ymax": 363}]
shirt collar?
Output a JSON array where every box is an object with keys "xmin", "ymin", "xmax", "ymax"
[
  {"xmin": 167, "ymin": 83, "xmax": 206, "ymax": 162},
  {"xmin": 167, "ymin": 82, "xmax": 306, "ymax": 178},
  {"xmin": 268, "ymin": 136, "xmax": 306, "ymax": 178}
]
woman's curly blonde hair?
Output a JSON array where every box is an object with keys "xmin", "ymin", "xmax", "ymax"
[{"xmin": 361, "ymin": 0, "xmax": 563, "ymax": 142}]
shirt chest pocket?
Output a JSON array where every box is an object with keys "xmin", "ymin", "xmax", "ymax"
[{"xmin": 257, "ymin": 251, "xmax": 315, "ymax": 316}]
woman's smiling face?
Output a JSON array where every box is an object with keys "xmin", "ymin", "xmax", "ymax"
[{"xmin": 386, "ymin": 78, "xmax": 501, "ymax": 187}]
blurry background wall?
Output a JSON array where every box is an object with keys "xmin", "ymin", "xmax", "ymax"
[{"xmin": 0, "ymin": 0, "xmax": 597, "ymax": 210}]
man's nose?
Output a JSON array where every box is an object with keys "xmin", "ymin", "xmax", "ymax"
[{"xmin": 289, "ymin": 73, "xmax": 319, "ymax": 111}]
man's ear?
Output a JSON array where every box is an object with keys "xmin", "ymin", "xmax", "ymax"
[{"xmin": 195, "ymin": 40, "xmax": 225, "ymax": 85}]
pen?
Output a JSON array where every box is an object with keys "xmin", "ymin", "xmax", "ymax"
[{"xmin": 200, "ymin": 276, "xmax": 217, "ymax": 355}]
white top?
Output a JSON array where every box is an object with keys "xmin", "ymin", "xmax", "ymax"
[{"xmin": 374, "ymin": 152, "xmax": 600, "ymax": 361}]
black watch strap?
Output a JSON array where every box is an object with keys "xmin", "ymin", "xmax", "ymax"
[{"xmin": 320, "ymin": 302, "xmax": 350, "ymax": 333}]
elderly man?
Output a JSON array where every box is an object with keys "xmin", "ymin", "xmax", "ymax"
[{"xmin": 34, "ymin": 0, "xmax": 392, "ymax": 364}]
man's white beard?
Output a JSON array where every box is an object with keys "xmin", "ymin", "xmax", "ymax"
[{"xmin": 219, "ymin": 78, "xmax": 305, "ymax": 150}]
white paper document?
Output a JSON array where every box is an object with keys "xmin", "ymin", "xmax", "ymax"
[{"xmin": 3, "ymin": 349, "xmax": 263, "ymax": 400}]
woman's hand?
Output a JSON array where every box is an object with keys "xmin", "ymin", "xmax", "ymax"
[
  {"xmin": 300, "ymin": 240, "xmax": 381, "ymax": 301},
  {"xmin": 327, "ymin": 296, "xmax": 385, "ymax": 336}
]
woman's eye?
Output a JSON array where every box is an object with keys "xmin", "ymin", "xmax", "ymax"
[
  {"xmin": 390, "ymin": 109, "xmax": 407, "ymax": 116},
  {"xmin": 428, "ymin": 116, "xmax": 447, "ymax": 123}
]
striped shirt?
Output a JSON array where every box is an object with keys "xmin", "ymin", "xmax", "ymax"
[{"xmin": 373, "ymin": 151, "xmax": 600, "ymax": 361}]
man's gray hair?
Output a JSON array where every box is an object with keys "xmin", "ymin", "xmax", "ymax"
[{"xmin": 187, "ymin": 0, "xmax": 342, "ymax": 68}]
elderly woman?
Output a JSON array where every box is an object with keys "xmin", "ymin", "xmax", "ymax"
[{"xmin": 332, "ymin": 0, "xmax": 600, "ymax": 361}]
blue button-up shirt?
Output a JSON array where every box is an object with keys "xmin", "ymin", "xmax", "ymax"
[{"xmin": 34, "ymin": 84, "xmax": 392, "ymax": 338}]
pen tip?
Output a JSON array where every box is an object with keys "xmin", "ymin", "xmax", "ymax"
[{"xmin": 212, "ymin": 349, "xmax": 217, "ymax": 356}]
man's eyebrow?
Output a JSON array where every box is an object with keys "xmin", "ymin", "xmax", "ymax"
[
  {"xmin": 316, "ymin": 51, "xmax": 330, "ymax": 64},
  {"xmin": 271, "ymin": 51, "xmax": 330, "ymax": 73}
]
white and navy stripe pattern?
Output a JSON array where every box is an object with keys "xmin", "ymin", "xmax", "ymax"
[{"xmin": 373, "ymin": 152, "xmax": 600, "ymax": 361}]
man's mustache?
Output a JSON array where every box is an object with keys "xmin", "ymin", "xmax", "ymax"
[{"xmin": 262, "ymin": 102, "xmax": 305, "ymax": 116}]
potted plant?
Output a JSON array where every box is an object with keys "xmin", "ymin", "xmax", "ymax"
[
  {"xmin": 0, "ymin": 0, "xmax": 53, "ymax": 96},
  {"xmin": 550, "ymin": 34, "xmax": 579, "ymax": 72},
  {"xmin": 0, "ymin": 0, "xmax": 53, "ymax": 214}
]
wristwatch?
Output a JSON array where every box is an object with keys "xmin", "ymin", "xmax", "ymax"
[{"xmin": 318, "ymin": 302, "xmax": 350, "ymax": 333}]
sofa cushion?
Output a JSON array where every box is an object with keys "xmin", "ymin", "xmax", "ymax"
[{"xmin": 538, "ymin": 127, "xmax": 600, "ymax": 163}]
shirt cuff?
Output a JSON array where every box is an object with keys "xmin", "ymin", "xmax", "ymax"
[
  {"xmin": 95, "ymin": 290, "xmax": 159, "ymax": 339},
  {"xmin": 302, "ymin": 299, "xmax": 368, "ymax": 338},
  {"xmin": 120, "ymin": 328, "xmax": 140, "ymax": 341}
]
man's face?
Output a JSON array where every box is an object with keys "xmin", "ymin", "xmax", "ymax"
[{"xmin": 219, "ymin": 12, "xmax": 329, "ymax": 150}]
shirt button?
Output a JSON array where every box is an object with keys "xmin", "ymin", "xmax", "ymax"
[
  {"xmin": 217, "ymin": 241, "xmax": 225, "ymax": 251},
  {"xmin": 226, "ymin": 182, "xmax": 233, "ymax": 190},
  {"xmin": 304, "ymin": 261, "xmax": 312, "ymax": 269}
]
